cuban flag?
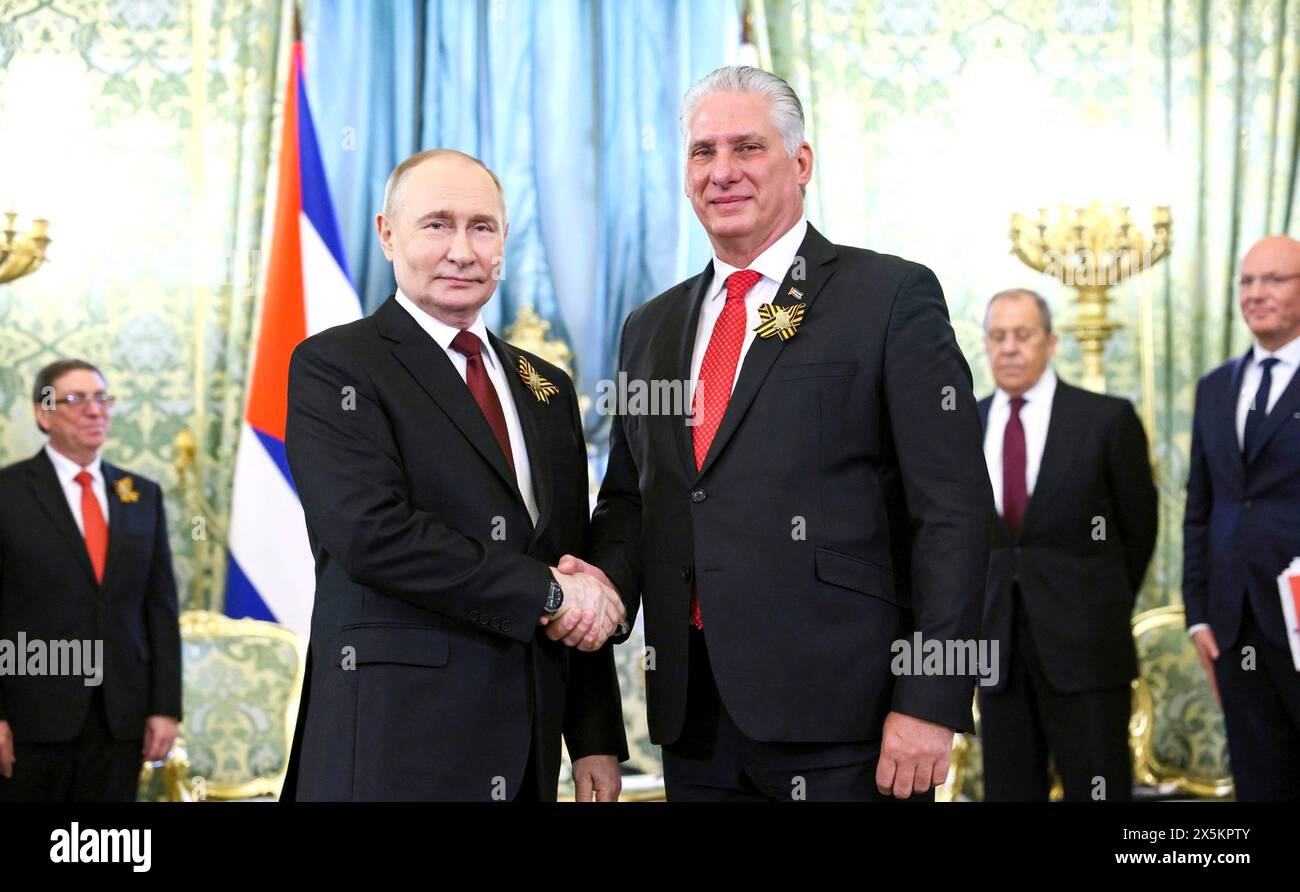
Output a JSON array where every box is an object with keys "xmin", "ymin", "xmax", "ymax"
[{"xmin": 225, "ymin": 41, "xmax": 360, "ymax": 635}]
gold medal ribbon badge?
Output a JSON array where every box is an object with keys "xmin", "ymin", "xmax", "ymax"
[
  {"xmin": 754, "ymin": 301, "xmax": 807, "ymax": 341},
  {"xmin": 517, "ymin": 355, "xmax": 561, "ymax": 404}
]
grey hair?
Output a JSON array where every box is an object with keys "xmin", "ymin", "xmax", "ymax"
[
  {"xmin": 985, "ymin": 288, "xmax": 1054, "ymax": 335},
  {"xmin": 381, "ymin": 148, "xmax": 508, "ymax": 225},
  {"xmin": 679, "ymin": 65, "xmax": 806, "ymax": 158}
]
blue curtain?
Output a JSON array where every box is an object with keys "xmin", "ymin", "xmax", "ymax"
[{"xmin": 305, "ymin": 0, "xmax": 740, "ymax": 435}]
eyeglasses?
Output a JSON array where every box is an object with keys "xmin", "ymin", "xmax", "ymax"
[
  {"xmin": 46, "ymin": 392, "xmax": 116, "ymax": 410},
  {"xmin": 986, "ymin": 327, "xmax": 1045, "ymax": 344},
  {"xmin": 1238, "ymin": 272, "xmax": 1300, "ymax": 289}
]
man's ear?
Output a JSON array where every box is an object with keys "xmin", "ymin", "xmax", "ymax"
[
  {"xmin": 32, "ymin": 406, "xmax": 48, "ymax": 433},
  {"xmin": 376, "ymin": 213, "xmax": 396, "ymax": 260}
]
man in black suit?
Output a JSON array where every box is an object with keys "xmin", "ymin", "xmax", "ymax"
[
  {"xmin": 1184, "ymin": 235, "xmax": 1300, "ymax": 801},
  {"xmin": 976, "ymin": 289, "xmax": 1157, "ymax": 801},
  {"xmin": 0, "ymin": 359, "xmax": 180, "ymax": 801},
  {"xmin": 563, "ymin": 67, "xmax": 992, "ymax": 801},
  {"xmin": 283, "ymin": 149, "xmax": 627, "ymax": 802}
]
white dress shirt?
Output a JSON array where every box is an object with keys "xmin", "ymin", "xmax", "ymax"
[
  {"xmin": 45, "ymin": 443, "xmax": 109, "ymax": 534},
  {"xmin": 688, "ymin": 218, "xmax": 809, "ymax": 402},
  {"xmin": 1234, "ymin": 334, "xmax": 1300, "ymax": 449},
  {"xmin": 1188, "ymin": 333, "xmax": 1300, "ymax": 639},
  {"xmin": 983, "ymin": 367, "xmax": 1058, "ymax": 518},
  {"xmin": 395, "ymin": 290, "xmax": 539, "ymax": 526}
]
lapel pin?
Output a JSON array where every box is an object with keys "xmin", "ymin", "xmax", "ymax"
[
  {"xmin": 755, "ymin": 301, "xmax": 806, "ymax": 341},
  {"xmin": 114, "ymin": 476, "xmax": 140, "ymax": 504},
  {"xmin": 517, "ymin": 355, "xmax": 560, "ymax": 404},
  {"xmin": 787, "ymin": 287, "xmax": 804, "ymax": 300}
]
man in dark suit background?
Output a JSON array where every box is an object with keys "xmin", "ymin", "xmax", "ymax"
[
  {"xmin": 1184, "ymin": 235, "xmax": 1300, "ymax": 801},
  {"xmin": 0, "ymin": 359, "xmax": 180, "ymax": 801},
  {"xmin": 977, "ymin": 289, "xmax": 1157, "ymax": 801},
  {"xmin": 284, "ymin": 149, "xmax": 627, "ymax": 802},
  {"xmin": 563, "ymin": 66, "xmax": 992, "ymax": 801}
]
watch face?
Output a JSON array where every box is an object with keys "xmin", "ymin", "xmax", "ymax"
[{"xmin": 546, "ymin": 580, "xmax": 564, "ymax": 614}]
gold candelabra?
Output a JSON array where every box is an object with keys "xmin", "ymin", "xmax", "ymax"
[
  {"xmin": 1009, "ymin": 203, "xmax": 1171, "ymax": 393},
  {"xmin": 0, "ymin": 211, "xmax": 51, "ymax": 284}
]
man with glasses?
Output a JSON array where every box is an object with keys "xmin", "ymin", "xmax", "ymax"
[
  {"xmin": 0, "ymin": 359, "xmax": 180, "ymax": 801},
  {"xmin": 1184, "ymin": 236, "xmax": 1300, "ymax": 801},
  {"xmin": 978, "ymin": 289, "xmax": 1157, "ymax": 801}
]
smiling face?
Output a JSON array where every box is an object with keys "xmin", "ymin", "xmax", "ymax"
[
  {"xmin": 1238, "ymin": 236, "xmax": 1300, "ymax": 352},
  {"xmin": 34, "ymin": 368, "xmax": 111, "ymax": 465},
  {"xmin": 684, "ymin": 90, "xmax": 813, "ymax": 267},
  {"xmin": 376, "ymin": 155, "xmax": 508, "ymax": 329},
  {"xmin": 984, "ymin": 292, "xmax": 1057, "ymax": 399}
]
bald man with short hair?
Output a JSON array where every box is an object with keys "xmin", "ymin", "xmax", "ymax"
[{"xmin": 1184, "ymin": 235, "xmax": 1300, "ymax": 801}]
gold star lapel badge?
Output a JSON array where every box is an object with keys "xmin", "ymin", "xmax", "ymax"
[
  {"xmin": 114, "ymin": 476, "xmax": 140, "ymax": 504},
  {"xmin": 755, "ymin": 301, "xmax": 807, "ymax": 341},
  {"xmin": 517, "ymin": 355, "xmax": 560, "ymax": 404}
]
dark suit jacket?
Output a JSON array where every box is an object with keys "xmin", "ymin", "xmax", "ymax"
[
  {"xmin": 588, "ymin": 224, "xmax": 993, "ymax": 745},
  {"xmin": 282, "ymin": 295, "xmax": 627, "ymax": 802},
  {"xmin": 0, "ymin": 450, "xmax": 181, "ymax": 742},
  {"xmin": 1184, "ymin": 349, "xmax": 1300, "ymax": 649},
  {"xmin": 978, "ymin": 379, "xmax": 1158, "ymax": 694}
]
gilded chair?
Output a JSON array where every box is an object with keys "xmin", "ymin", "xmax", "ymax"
[
  {"xmin": 138, "ymin": 611, "xmax": 307, "ymax": 802},
  {"xmin": 1129, "ymin": 605, "xmax": 1233, "ymax": 798}
]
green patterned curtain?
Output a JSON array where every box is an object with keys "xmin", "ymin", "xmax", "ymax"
[
  {"xmin": 0, "ymin": 0, "xmax": 294, "ymax": 611},
  {"xmin": 750, "ymin": 0, "xmax": 1300, "ymax": 614}
]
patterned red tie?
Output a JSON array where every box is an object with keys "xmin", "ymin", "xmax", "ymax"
[
  {"xmin": 1002, "ymin": 396, "xmax": 1028, "ymax": 537},
  {"xmin": 75, "ymin": 470, "xmax": 108, "ymax": 584},
  {"xmin": 689, "ymin": 268, "xmax": 762, "ymax": 628},
  {"xmin": 450, "ymin": 331, "xmax": 516, "ymax": 474}
]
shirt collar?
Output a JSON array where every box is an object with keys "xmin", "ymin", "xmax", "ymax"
[
  {"xmin": 396, "ymin": 289, "xmax": 497, "ymax": 369},
  {"xmin": 993, "ymin": 366, "xmax": 1057, "ymax": 412},
  {"xmin": 1252, "ymin": 332, "xmax": 1300, "ymax": 370},
  {"xmin": 45, "ymin": 443, "xmax": 102, "ymax": 483},
  {"xmin": 707, "ymin": 218, "xmax": 809, "ymax": 302}
]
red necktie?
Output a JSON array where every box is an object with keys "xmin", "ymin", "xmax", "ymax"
[
  {"xmin": 450, "ymin": 331, "xmax": 515, "ymax": 475},
  {"xmin": 1002, "ymin": 396, "xmax": 1027, "ymax": 537},
  {"xmin": 689, "ymin": 268, "xmax": 762, "ymax": 628},
  {"xmin": 75, "ymin": 470, "xmax": 108, "ymax": 584}
]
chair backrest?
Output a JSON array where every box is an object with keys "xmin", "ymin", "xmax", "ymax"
[
  {"xmin": 1130, "ymin": 605, "xmax": 1233, "ymax": 798},
  {"xmin": 173, "ymin": 611, "xmax": 307, "ymax": 800}
]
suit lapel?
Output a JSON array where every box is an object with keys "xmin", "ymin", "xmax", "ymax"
[
  {"xmin": 1215, "ymin": 351, "xmax": 1252, "ymax": 482},
  {"xmin": 490, "ymin": 334, "xmax": 553, "ymax": 541},
  {"xmin": 377, "ymin": 297, "xmax": 522, "ymax": 501},
  {"xmin": 100, "ymin": 462, "xmax": 127, "ymax": 591},
  {"xmin": 673, "ymin": 262, "xmax": 714, "ymax": 482},
  {"xmin": 24, "ymin": 449, "xmax": 97, "ymax": 585},
  {"xmin": 1019, "ymin": 380, "xmax": 1084, "ymax": 538},
  {"xmin": 1246, "ymin": 356, "xmax": 1300, "ymax": 464},
  {"xmin": 696, "ymin": 225, "xmax": 838, "ymax": 480}
]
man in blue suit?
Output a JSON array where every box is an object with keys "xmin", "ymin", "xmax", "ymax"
[{"xmin": 1184, "ymin": 235, "xmax": 1300, "ymax": 801}]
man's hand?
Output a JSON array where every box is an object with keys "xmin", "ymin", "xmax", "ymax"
[
  {"xmin": 142, "ymin": 716, "xmax": 179, "ymax": 763},
  {"xmin": 542, "ymin": 566, "xmax": 625, "ymax": 652},
  {"xmin": 875, "ymin": 711, "xmax": 953, "ymax": 798},
  {"xmin": 557, "ymin": 554, "xmax": 627, "ymax": 636},
  {"xmin": 572, "ymin": 754, "xmax": 621, "ymax": 802},
  {"xmin": 1191, "ymin": 627, "xmax": 1222, "ymax": 706},
  {"xmin": 0, "ymin": 720, "xmax": 14, "ymax": 779}
]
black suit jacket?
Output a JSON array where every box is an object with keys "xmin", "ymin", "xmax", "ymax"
[
  {"xmin": 1184, "ymin": 350, "xmax": 1300, "ymax": 649},
  {"xmin": 588, "ymin": 224, "xmax": 993, "ymax": 745},
  {"xmin": 977, "ymin": 379, "xmax": 1158, "ymax": 694},
  {"xmin": 282, "ymin": 296, "xmax": 627, "ymax": 801},
  {"xmin": 0, "ymin": 450, "xmax": 181, "ymax": 742}
]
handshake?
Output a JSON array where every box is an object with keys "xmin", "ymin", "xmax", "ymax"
[{"xmin": 540, "ymin": 555, "xmax": 625, "ymax": 652}]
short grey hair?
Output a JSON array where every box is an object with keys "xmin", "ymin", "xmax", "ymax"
[
  {"xmin": 381, "ymin": 148, "xmax": 508, "ymax": 225},
  {"xmin": 679, "ymin": 65, "xmax": 806, "ymax": 158},
  {"xmin": 985, "ymin": 288, "xmax": 1053, "ymax": 335}
]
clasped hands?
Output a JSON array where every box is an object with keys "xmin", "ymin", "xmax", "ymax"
[{"xmin": 539, "ymin": 556, "xmax": 624, "ymax": 652}]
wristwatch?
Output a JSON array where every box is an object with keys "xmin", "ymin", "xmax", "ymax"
[{"xmin": 544, "ymin": 578, "xmax": 564, "ymax": 616}]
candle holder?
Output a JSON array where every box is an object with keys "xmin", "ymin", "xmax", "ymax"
[{"xmin": 0, "ymin": 210, "xmax": 51, "ymax": 284}]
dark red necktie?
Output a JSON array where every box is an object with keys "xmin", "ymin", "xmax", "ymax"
[
  {"xmin": 450, "ymin": 331, "xmax": 515, "ymax": 474},
  {"xmin": 689, "ymin": 268, "xmax": 762, "ymax": 629},
  {"xmin": 1002, "ymin": 396, "xmax": 1027, "ymax": 537},
  {"xmin": 75, "ymin": 470, "xmax": 108, "ymax": 583}
]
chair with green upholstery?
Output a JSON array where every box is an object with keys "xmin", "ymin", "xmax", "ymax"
[{"xmin": 137, "ymin": 610, "xmax": 306, "ymax": 802}]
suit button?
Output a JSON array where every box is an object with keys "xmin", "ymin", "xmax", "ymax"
[
  {"xmin": 468, "ymin": 608, "xmax": 481, "ymax": 621},
  {"xmin": 479, "ymin": 614, "xmax": 490, "ymax": 625},
  {"xmin": 1013, "ymin": 546, "xmax": 1022, "ymax": 556},
  {"xmin": 1244, "ymin": 500, "xmax": 1253, "ymax": 508},
  {"xmin": 491, "ymin": 617, "xmax": 501, "ymax": 629},
  {"xmin": 501, "ymin": 619, "xmax": 513, "ymax": 632},
  {"xmin": 681, "ymin": 565, "xmax": 693, "ymax": 581},
  {"xmin": 691, "ymin": 489, "xmax": 706, "ymax": 503}
]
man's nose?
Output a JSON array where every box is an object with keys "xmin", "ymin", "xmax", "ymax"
[
  {"xmin": 447, "ymin": 226, "xmax": 474, "ymax": 263},
  {"xmin": 710, "ymin": 150, "xmax": 740, "ymax": 186}
]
